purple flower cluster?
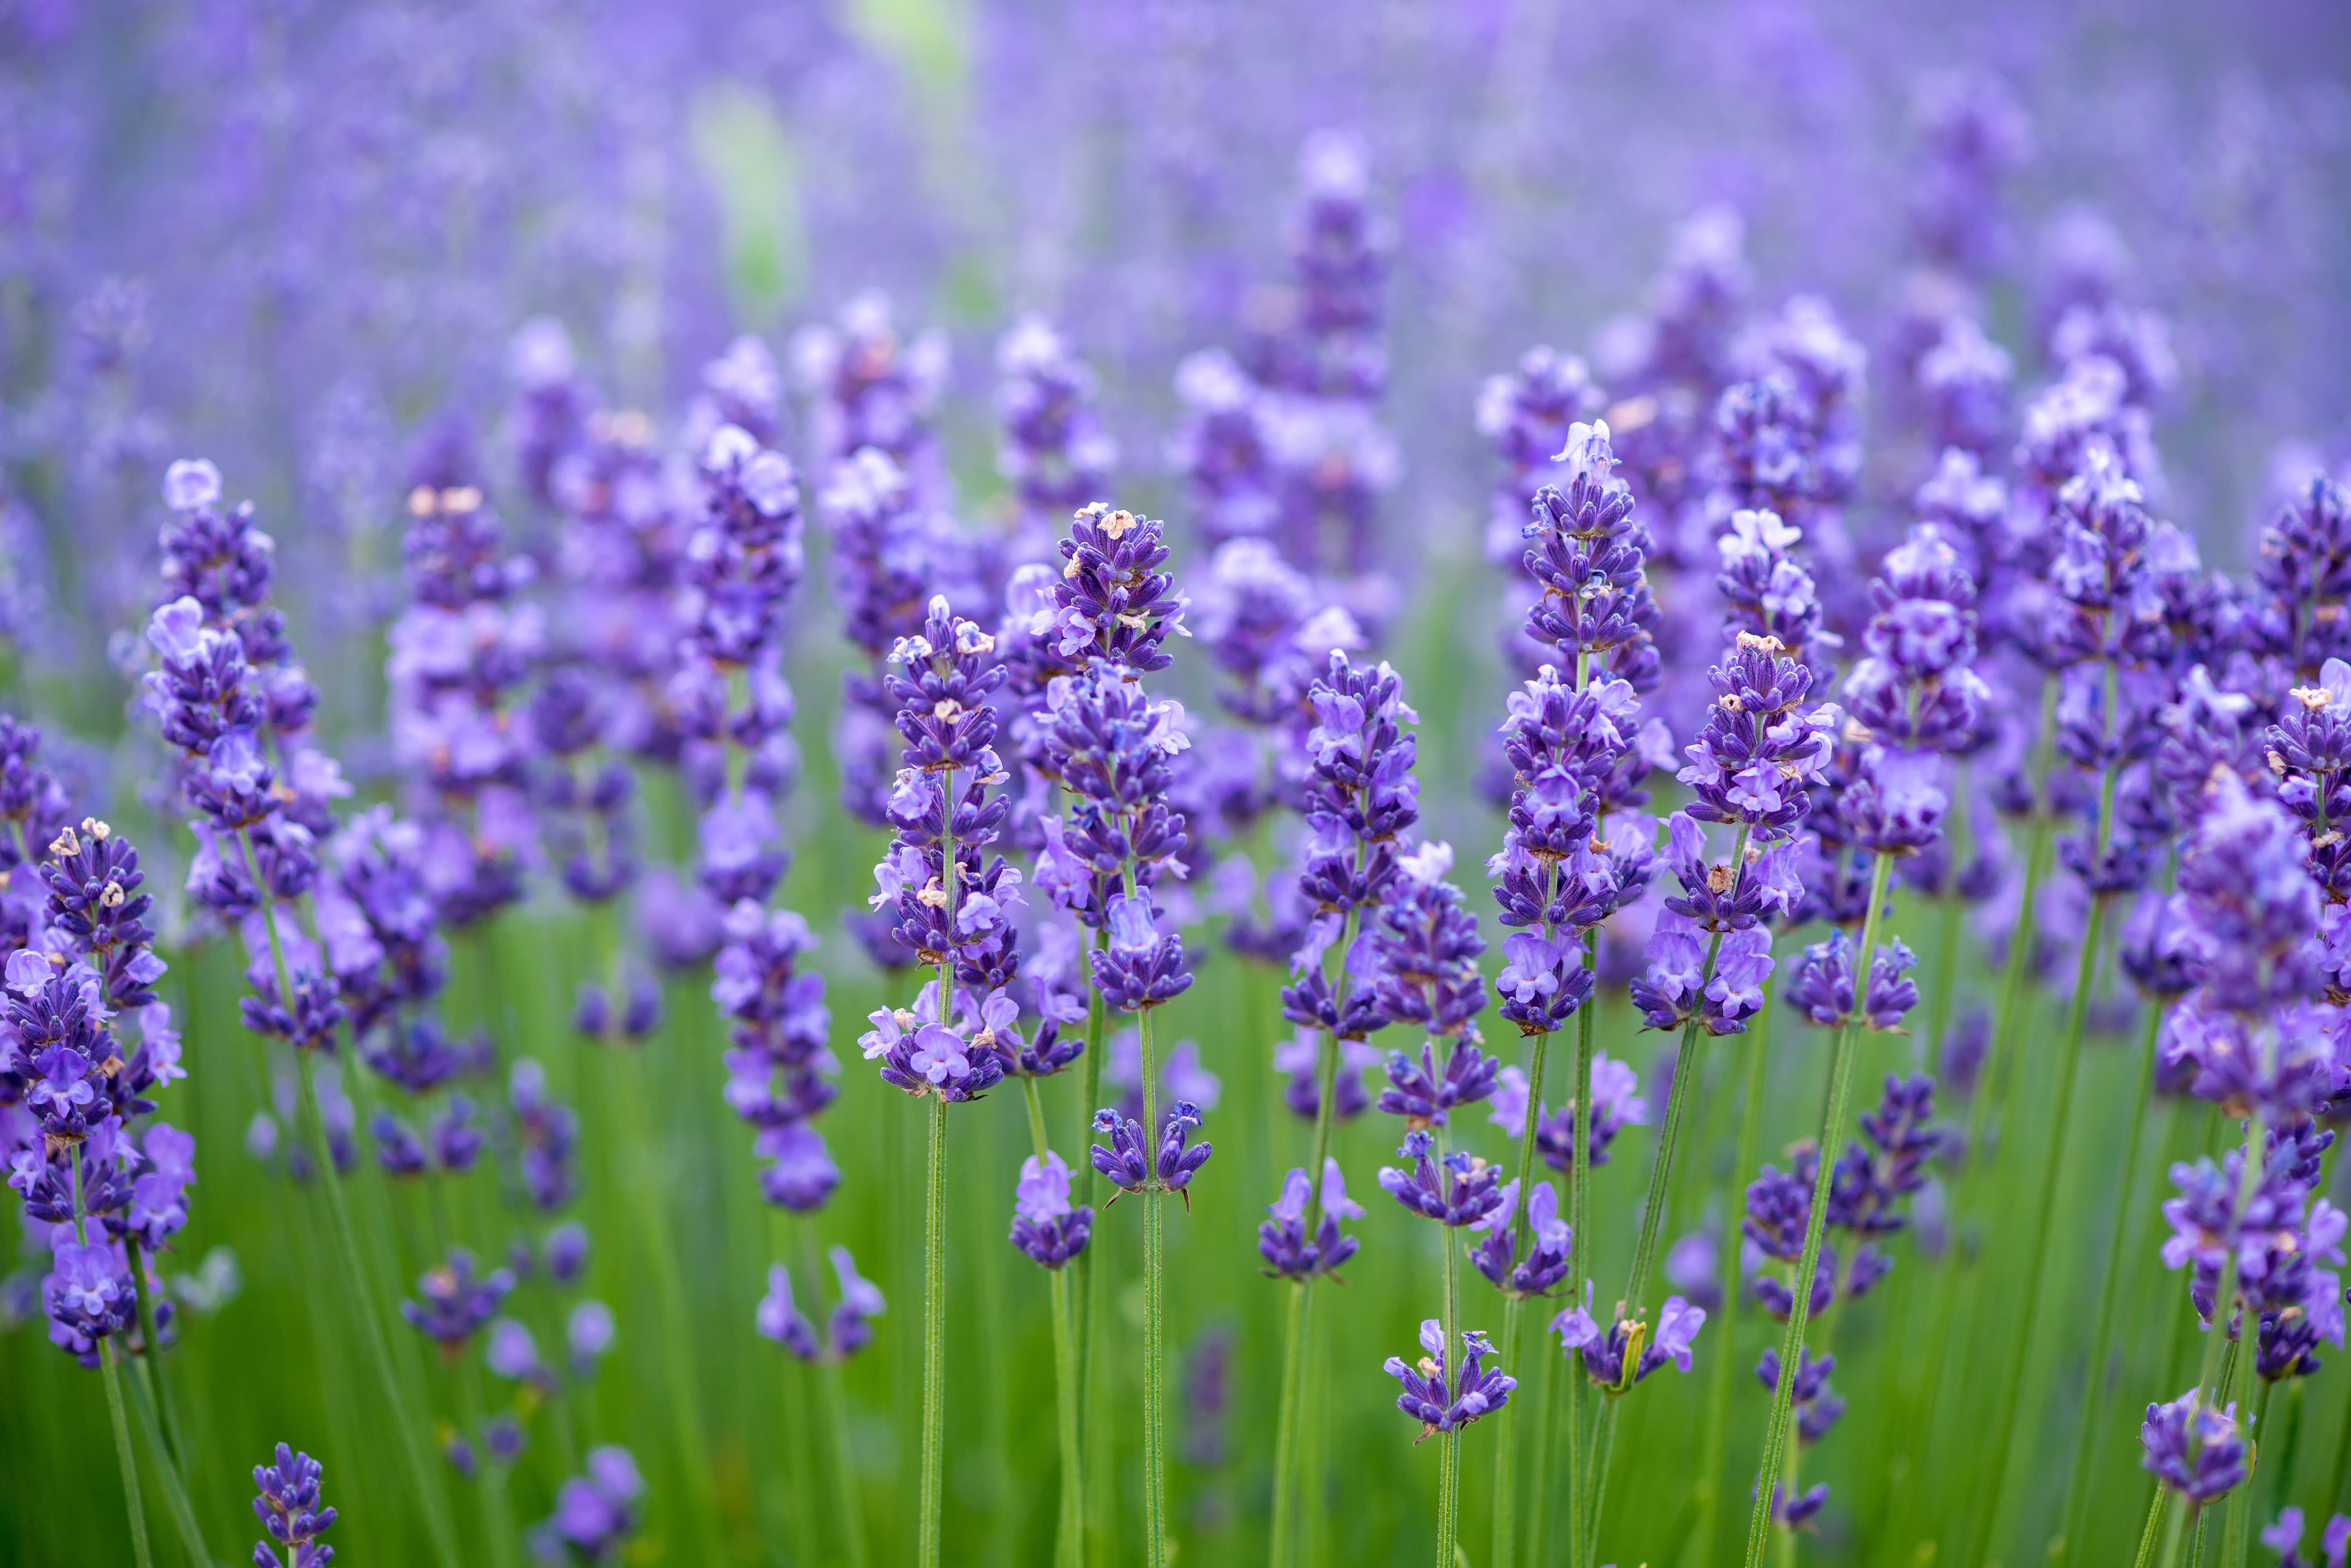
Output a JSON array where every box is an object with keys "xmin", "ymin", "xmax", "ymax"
[
  {"xmin": 386, "ymin": 477, "xmax": 541, "ymax": 927},
  {"xmin": 400, "ymin": 1249, "xmax": 515, "ymax": 1352},
  {"xmin": 1010, "ymin": 1151, "xmax": 1096, "ymax": 1270},
  {"xmin": 1089, "ymin": 1101, "xmax": 1212, "ymax": 1204},
  {"xmin": 1783, "ymin": 928, "xmax": 1921, "ymax": 1031},
  {"xmin": 756, "ymin": 1247, "xmax": 885, "ymax": 1362},
  {"xmin": 534, "ymin": 1444, "xmax": 645, "ymax": 1564},
  {"xmin": 2139, "ymin": 1389, "xmax": 2246, "ymax": 1503},
  {"xmin": 252, "ymin": 1441, "xmax": 337, "ymax": 1568},
  {"xmin": 675, "ymin": 425, "xmax": 806, "ymax": 905},
  {"xmin": 1487, "ymin": 1051, "xmax": 1649, "ymax": 1176},
  {"xmin": 1739, "ymin": 1075, "xmax": 1942, "ymax": 1514},
  {"xmin": 1554, "ymin": 1287, "xmax": 1707, "ymax": 1389},
  {"xmin": 1259, "ymin": 1158, "xmax": 1363, "ymax": 1281},
  {"xmin": 1277, "ymin": 653, "xmax": 1419, "ymax": 1059},
  {"xmin": 1487, "ymin": 668, "xmax": 1659, "ymax": 1035},
  {"xmin": 713, "ymin": 905, "xmax": 837, "ymax": 1211},
  {"xmin": 1384, "ymin": 1319, "xmax": 1517, "ymax": 1437},
  {"xmin": 1520, "ymin": 419, "xmax": 1661, "ymax": 691},
  {"xmin": 1377, "ymin": 1129, "xmax": 1503, "ymax": 1228},
  {"xmin": 994, "ymin": 319, "xmax": 1116, "ymax": 570},
  {"xmin": 1470, "ymin": 1179, "xmax": 1573, "ymax": 1298},
  {"xmin": 858, "ymin": 597, "xmax": 1032, "ymax": 1099},
  {"xmin": 0, "ymin": 761, "xmax": 192, "ymax": 1368},
  {"xmin": 2160, "ymin": 1123, "xmax": 2345, "ymax": 1382}
]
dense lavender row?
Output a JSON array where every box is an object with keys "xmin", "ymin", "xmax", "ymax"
[{"xmin": 5, "ymin": 12, "xmax": 2351, "ymax": 1568}]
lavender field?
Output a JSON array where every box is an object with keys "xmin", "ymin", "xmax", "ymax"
[{"xmin": 3, "ymin": 1, "xmax": 2350, "ymax": 1564}]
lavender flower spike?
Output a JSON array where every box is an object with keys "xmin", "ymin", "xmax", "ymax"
[
  {"xmin": 1384, "ymin": 1319, "xmax": 1519, "ymax": 1438},
  {"xmin": 1010, "ymin": 1150, "xmax": 1095, "ymax": 1269},
  {"xmin": 1259, "ymin": 1159, "xmax": 1364, "ymax": 1281},
  {"xmin": 252, "ymin": 1442, "xmax": 337, "ymax": 1568}
]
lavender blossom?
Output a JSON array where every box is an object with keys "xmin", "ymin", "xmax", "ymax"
[
  {"xmin": 536, "ymin": 1445, "xmax": 645, "ymax": 1563},
  {"xmin": 252, "ymin": 1442, "xmax": 337, "ymax": 1568},
  {"xmin": 2140, "ymin": 1390, "xmax": 2246, "ymax": 1502},
  {"xmin": 1384, "ymin": 1320, "xmax": 1517, "ymax": 1437},
  {"xmin": 1259, "ymin": 1158, "xmax": 1363, "ymax": 1280},
  {"xmin": 1010, "ymin": 1150, "xmax": 1095, "ymax": 1269}
]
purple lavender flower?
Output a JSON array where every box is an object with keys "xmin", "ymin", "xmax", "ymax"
[
  {"xmin": 1470, "ymin": 1179, "xmax": 1573, "ymax": 1297},
  {"xmin": 537, "ymin": 1444, "xmax": 644, "ymax": 1563},
  {"xmin": 1378, "ymin": 1130, "xmax": 1504, "ymax": 1228},
  {"xmin": 1843, "ymin": 524, "xmax": 1988, "ymax": 754},
  {"xmin": 2249, "ymin": 475, "xmax": 2351, "ymax": 686},
  {"xmin": 2140, "ymin": 1390, "xmax": 2246, "ymax": 1502},
  {"xmin": 1088, "ymin": 1102, "xmax": 1214, "ymax": 1202},
  {"xmin": 1487, "ymin": 663, "xmax": 1658, "ymax": 1034},
  {"xmin": 1784, "ymin": 929, "xmax": 1922, "ymax": 1031},
  {"xmin": 509, "ymin": 1059, "xmax": 579, "ymax": 1213},
  {"xmin": 756, "ymin": 1263, "xmax": 820, "ymax": 1360},
  {"xmin": 1010, "ymin": 1150, "xmax": 1095, "ymax": 1269},
  {"xmin": 995, "ymin": 319, "xmax": 1116, "ymax": 567},
  {"xmin": 858, "ymin": 981, "xmax": 1008, "ymax": 1104},
  {"xmin": 1518, "ymin": 419, "xmax": 1660, "ymax": 689},
  {"xmin": 2260, "ymin": 1507, "xmax": 2351, "ymax": 1568},
  {"xmin": 1756, "ymin": 1345, "xmax": 1845, "ymax": 1447},
  {"xmin": 386, "ymin": 477, "xmax": 540, "ymax": 928},
  {"xmin": 252, "ymin": 1441, "xmax": 337, "ymax": 1568},
  {"xmin": 400, "ymin": 1249, "xmax": 515, "ymax": 1352},
  {"xmin": 1554, "ymin": 1288, "xmax": 1707, "ymax": 1388},
  {"xmin": 1259, "ymin": 1158, "xmax": 1364, "ymax": 1281},
  {"xmin": 1280, "ymin": 652, "xmax": 1421, "ymax": 1039},
  {"xmin": 1384, "ymin": 1319, "xmax": 1517, "ymax": 1437},
  {"xmin": 1486, "ymin": 1052, "xmax": 1649, "ymax": 1173},
  {"xmin": 794, "ymin": 291, "xmax": 948, "ymax": 487},
  {"xmin": 42, "ymin": 1236, "xmax": 134, "ymax": 1362}
]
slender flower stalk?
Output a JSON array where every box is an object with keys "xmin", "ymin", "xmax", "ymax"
[
  {"xmin": 1265, "ymin": 648, "xmax": 1422, "ymax": 1564},
  {"xmin": 1476, "ymin": 413, "xmax": 1661, "ymax": 1568},
  {"xmin": 1745, "ymin": 852, "xmax": 1894, "ymax": 1566},
  {"xmin": 138, "ymin": 459, "xmax": 459, "ymax": 1566}
]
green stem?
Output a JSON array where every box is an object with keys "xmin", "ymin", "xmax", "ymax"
[
  {"xmin": 607, "ymin": 1043, "xmax": 725, "ymax": 1558},
  {"xmin": 459, "ymin": 1351, "xmax": 521, "ymax": 1568},
  {"xmin": 2057, "ymin": 993, "xmax": 2167, "ymax": 1563},
  {"xmin": 1566, "ymin": 932, "xmax": 1598, "ymax": 1568},
  {"xmin": 1531, "ymin": 1345, "xmax": 1562, "ymax": 1568},
  {"xmin": 100, "ymin": 1343, "xmax": 155, "ymax": 1568},
  {"xmin": 1698, "ymin": 989, "xmax": 1775, "ymax": 1565},
  {"xmin": 920, "ymin": 1091, "xmax": 949, "ymax": 1568},
  {"xmin": 819, "ymin": 1353, "xmax": 870, "ymax": 1568},
  {"xmin": 2134, "ymin": 1485, "xmax": 2170, "ymax": 1568},
  {"xmin": 1070, "ymin": 933, "xmax": 1106, "ymax": 1567},
  {"xmin": 1974, "ymin": 890, "xmax": 2114, "ymax": 1563},
  {"xmin": 116, "ymin": 1337, "xmax": 209, "ymax": 1566},
  {"xmin": 1271, "ymin": 1280, "xmax": 1310, "ymax": 1568},
  {"xmin": 1587, "ymin": 1397, "xmax": 1622, "ymax": 1563},
  {"xmin": 2225, "ymin": 1376, "xmax": 2274, "ymax": 1568},
  {"xmin": 1141, "ymin": 1004, "xmax": 1169, "ymax": 1568},
  {"xmin": 1744, "ymin": 854, "xmax": 1892, "ymax": 1567},
  {"xmin": 1025, "ymin": 1076, "xmax": 1086, "ymax": 1568},
  {"xmin": 241, "ymin": 831, "xmax": 458, "ymax": 1566},
  {"xmin": 1491, "ymin": 1021, "xmax": 1551, "ymax": 1568},
  {"xmin": 1436, "ymin": 1122, "xmax": 1462, "ymax": 1568},
  {"xmin": 2157, "ymin": 1500, "xmax": 2193, "ymax": 1568},
  {"xmin": 1274, "ymin": 897, "xmax": 1364, "ymax": 1567},
  {"xmin": 122, "ymin": 1237, "xmax": 187, "ymax": 1474}
]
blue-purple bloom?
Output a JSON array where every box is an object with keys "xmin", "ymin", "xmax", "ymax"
[
  {"xmin": 536, "ymin": 1444, "xmax": 644, "ymax": 1563},
  {"xmin": 1010, "ymin": 1150, "xmax": 1095, "ymax": 1269},
  {"xmin": 1385, "ymin": 1319, "xmax": 1517, "ymax": 1437},
  {"xmin": 2140, "ymin": 1389, "xmax": 2246, "ymax": 1502},
  {"xmin": 1259, "ymin": 1158, "xmax": 1364, "ymax": 1281},
  {"xmin": 1378, "ymin": 1130, "xmax": 1504, "ymax": 1228},
  {"xmin": 252, "ymin": 1441, "xmax": 337, "ymax": 1568}
]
